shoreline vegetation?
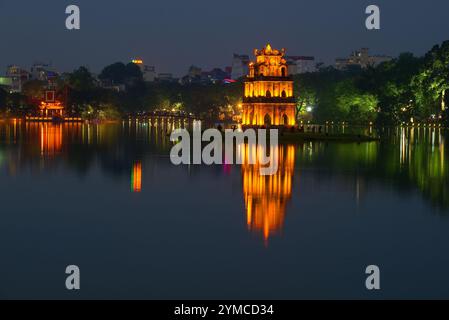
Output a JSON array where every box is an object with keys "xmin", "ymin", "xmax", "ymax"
[{"xmin": 0, "ymin": 41, "xmax": 448, "ymax": 127}]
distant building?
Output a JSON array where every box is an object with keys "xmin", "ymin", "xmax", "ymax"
[
  {"xmin": 201, "ymin": 68, "xmax": 229, "ymax": 84},
  {"xmin": 181, "ymin": 66, "xmax": 230, "ymax": 85},
  {"xmin": 143, "ymin": 65, "xmax": 156, "ymax": 82},
  {"xmin": 157, "ymin": 73, "xmax": 177, "ymax": 83},
  {"xmin": 131, "ymin": 59, "xmax": 156, "ymax": 82},
  {"xmin": 188, "ymin": 65, "xmax": 202, "ymax": 78},
  {"xmin": 99, "ymin": 78, "xmax": 127, "ymax": 92},
  {"xmin": 30, "ymin": 62, "xmax": 57, "ymax": 82},
  {"xmin": 335, "ymin": 48, "xmax": 392, "ymax": 70},
  {"xmin": 231, "ymin": 54, "xmax": 250, "ymax": 80},
  {"xmin": 180, "ymin": 65, "xmax": 202, "ymax": 85},
  {"xmin": 285, "ymin": 56, "xmax": 316, "ymax": 74},
  {"xmin": 6, "ymin": 65, "xmax": 30, "ymax": 93}
]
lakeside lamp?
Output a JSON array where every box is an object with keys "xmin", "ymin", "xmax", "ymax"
[{"xmin": 306, "ymin": 106, "xmax": 313, "ymax": 113}]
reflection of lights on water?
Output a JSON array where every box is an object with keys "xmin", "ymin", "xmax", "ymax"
[
  {"xmin": 240, "ymin": 144, "xmax": 295, "ymax": 245},
  {"xmin": 131, "ymin": 162, "xmax": 142, "ymax": 193},
  {"xmin": 40, "ymin": 123, "xmax": 63, "ymax": 156}
]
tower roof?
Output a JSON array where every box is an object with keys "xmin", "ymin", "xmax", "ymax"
[{"xmin": 255, "ymin": 44, "xmax": 285, "ymax": 57}]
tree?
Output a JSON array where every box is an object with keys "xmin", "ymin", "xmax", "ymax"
[
  {"xmin": 412, "ymin": 41, "xmax": 449, "ymax": 117},
  {"xmin": 99, "ymin": 62, "xmax": 143, "ymax": 85},
  {"xmin": 0, "ymin": 88, "xmax": 7, "ymax": 110},
  {"xmin": 22, "ymin": 80, "xmax": 47, "ymax": 100},
  {"xmin": 69, "ymin": 66, "xmax": 96, "ymax": 92}
]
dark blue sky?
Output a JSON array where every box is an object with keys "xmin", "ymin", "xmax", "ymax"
[{"xmin": 1, "ymin": 0, "xmax": 448, "ymax": 76}]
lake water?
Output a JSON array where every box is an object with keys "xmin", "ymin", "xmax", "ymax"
[{"xmin": 0, "ymin": 119, "xmax": 448, "ymax": 299}]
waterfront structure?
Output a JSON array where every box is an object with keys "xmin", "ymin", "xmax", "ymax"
[
  {"xmin": 39, "ymin": 90, "xmax": 64, "ymax": 118},
  {"xmin": 242, "ymin": 44, "xmax": 296, "ymax": 127},
  {"xmin": 335, "ymin": 48, "xmax": 392, "ymax": 70}
]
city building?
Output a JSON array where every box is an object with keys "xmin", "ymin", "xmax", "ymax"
[
  {"xmin": 242, "ymin": 44, "xmax": 296, "ymax": 127},
  {"xmin": 6, "ymin": 65, "xmax": 30, "ymax": 93},
  {"xmin": 157, "ymin": 73, "xmax": 177, "ymax": 83},
  {"xmin": 181, "ymin": 66, "xmax": 230, "ymax": 85},
  {"xmin": 30, "ymin": 62, "xmax": 57, "ymax": 82},
  {"xmin": 201, "ymin": 68, "xmax": 229, "ymax": 84},
  {"xmin": 131, "ymin": 59, "xmax": 156, "ymax": 82},
  {"xmin": 285, "ymin": 56, "xmax": 316, "ymax": 74},
  {"xmin": 188, "ymin": 65, "xmax": 202, "ymax": 78},
  {"xmin": 335, "ymin": 48, "xmax": 392, "ymax": 70},
  {"xmin": 231, "ymin": 53, "xmax": 250, "ymax": 80},
  {"xmin": 180, "ymin": 65, "xmax": 202, "ymax": 84}
]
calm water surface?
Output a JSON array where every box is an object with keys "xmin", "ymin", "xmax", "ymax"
[{"xmin": 0, "ymin": 119, "xmax": 448, "ymax": 299}]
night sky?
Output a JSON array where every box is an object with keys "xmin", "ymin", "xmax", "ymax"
[{"xmin": 1, "ymin": 0, "xmax": 449, "ymax": 76}]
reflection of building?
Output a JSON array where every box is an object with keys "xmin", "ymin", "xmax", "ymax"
[
  {"xmin": 40, "ymin": 123, "xmax": 63, "ymax": 156},
  {"xmin": 241, "ymin": 144, "xmax": 296, "ymax": 244},
  {"xmin": 335, "ymin": 48, "xmax": 392, "ymax": 70},
  {"xmin": 132, "ymin": 161, "xmax": 142, "ymax": 192},
  {"xmin": 242, "ymin": 44, "xmax": 296, "ymax": 127}
]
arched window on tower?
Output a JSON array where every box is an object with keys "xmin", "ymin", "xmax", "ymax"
[
  {"xmin": 266, "ymin": 90, "xmax": 272, "ymax": 98},
  {"xmin": 281, "ymin": 90, "xmax": 286, "ymax": 98},
  {"xmin": 281, "ymin": 67, "xmax": 286, "ymax": 77}
]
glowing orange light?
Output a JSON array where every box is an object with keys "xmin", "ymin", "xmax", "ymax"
[
  {"xmin": 241, "ymin": 144, "xmax": 296, "ymax": 245},
  {"xmin": 40, "ymin": 123, "xmax": 63, "ymax": 156},
  {"xmin": 132, "ymin": 162, "xmax": 142, "ymax": 192},
  {"xmin": 242, "ymin": 44, "xmax": 296, "ymax": 127}
]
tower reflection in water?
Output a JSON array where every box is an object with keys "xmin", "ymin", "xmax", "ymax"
[
  {"xmin": 131, "ymin": 161, "xmax": 142, "ymax": 193},
  {"xmin": 240, "ymin": 143, "xmax": 296, "ymax": 244}
]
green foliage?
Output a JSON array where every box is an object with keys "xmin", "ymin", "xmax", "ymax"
[
  {"xmin": 412, "ymin": 41, "xmax": 449, "ymax": 117},
  {"xmin": 99, "ymin": 62, "xmax": 143, "ymax": 85},
  {"xmin": 294, "ymin": 44, "xmax": 449, "ymax": 125},
  {"xmin": 69, "ymin": 66, "xmax": 96, "ymax": 92},
  {"xmin": 22, "ymin": 80, "xmax": 47, "ymax": 99}
]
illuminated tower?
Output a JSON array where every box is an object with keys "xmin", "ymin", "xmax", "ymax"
[{"xmin": 242, "ymin": 44, "xmax": 296, "ymax": 127}]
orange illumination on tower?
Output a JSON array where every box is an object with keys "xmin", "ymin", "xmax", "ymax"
[
  {"xmin": 242, "ymin": 44, "xmax": 296, "ymax": 127},
  {"xmin": 241, "ymin": 144, "xmax": 296, "ymax": 244}
]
